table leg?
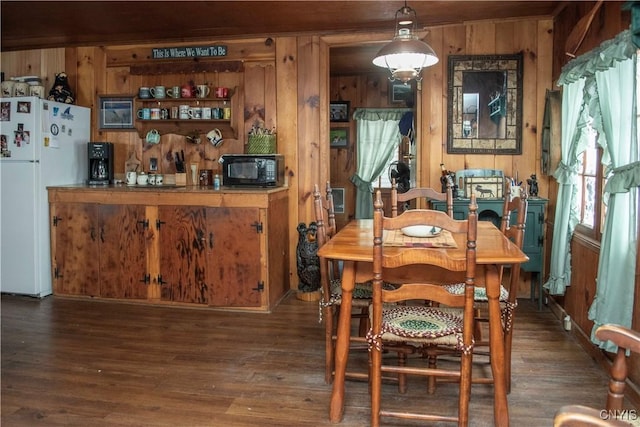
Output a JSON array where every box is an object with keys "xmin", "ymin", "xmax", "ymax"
[
  {"xmin": 329, "ymin": 260, "xmax": 355, "ymax": 423},
  {"xmin": 486, "ymin": 264, "xmax": 510, "ymax": 426}
]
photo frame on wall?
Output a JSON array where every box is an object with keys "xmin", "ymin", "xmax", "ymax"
[
  {"xmin": 98, "ymin": 95, "xmax": 135, "ymax": 130},
  {"xmin": 332, "ymin": 187, "xmax": 345, "ymax": 214},
  {"xmin": 389, "ymin": 81, "xmax": 413, "ymax": 104},
  {"xmin": 330, "ymin": 101, "xmax": 350, "ymax": 122},
  {"xmin": 330, "ymin": 127, "xmax": 349, "ymax": 148}
]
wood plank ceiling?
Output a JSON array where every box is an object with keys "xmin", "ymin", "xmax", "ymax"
[{"xmin": 1, "ymin": 1, "xmax": 563, "ymax": 74}]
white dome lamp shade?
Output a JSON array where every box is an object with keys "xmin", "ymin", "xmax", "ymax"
[{"xmin": 372, "ymin": 3, "xmax": 439, "ymax": 84}]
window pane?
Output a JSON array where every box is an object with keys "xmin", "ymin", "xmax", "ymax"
[{"xmin": 583, "ymin": 176, "xmax": 596, "ymax": 227}]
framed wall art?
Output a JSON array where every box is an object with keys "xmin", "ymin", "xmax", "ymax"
[
  {"xmin": 332, "ymin": 187, "xmax": 345, "ymax": 214},
  {"xmin": 330, "ymin": 127, "xmax": 349, "ymax": 147},
  {"xmin": 330, "ymin": 101, "xmax": 350, "ymax": 122},
  {"xmin": 98, "ymin": 95, "xmax": 135, "ymax": 130},
  {"xmin": 389, "ymin": 81, "xmax": 413, "ymax": 104},
  {"xmin": 447, "ymin": 53, "xmax": 523, "ymax": 154}
]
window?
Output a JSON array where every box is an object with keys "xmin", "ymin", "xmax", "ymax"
[{"xmin": 575, "ymin": 125, "xmax": 606, "ymax": 240}]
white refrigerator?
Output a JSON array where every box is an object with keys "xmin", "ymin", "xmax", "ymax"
[{"xmin": 0, "ymin": 96, "xmax": 90, "ymax": 297}]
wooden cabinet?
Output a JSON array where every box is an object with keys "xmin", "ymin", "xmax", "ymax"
[
  {"xmin": 48, "ymin": 186, "xmax": 289, "ymax": 312},
  {"xmin": 133, "ymin": 87, "xmax": 241, "ymax": 139},
  {"xmin": 52, "ymin": 203, "xmax": 147, "ymax": 299},
  {"xmin": 158, "ymin": 206, "xmax": 262, "ymax": 307}
]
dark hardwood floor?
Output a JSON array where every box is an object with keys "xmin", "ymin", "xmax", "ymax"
[{"xmin": 0, "ymin": 293, "xmax": 616, "ymax": 426}]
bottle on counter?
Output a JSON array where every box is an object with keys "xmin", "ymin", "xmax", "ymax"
[{"xmin": 213, "ymin": 174, "xmax": 221, "ymax": 190}]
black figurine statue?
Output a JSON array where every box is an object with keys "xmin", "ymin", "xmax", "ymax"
[
  {"xmin": 527, "ymin": 174, "xmax": 539, "ymax": 197},
  {"xmin": 296, "ymin": 222, "xmax": 321, "ymax": 293},
  {"xmin": 48, "ymin": 72, "xmax": 75, "ymax": 104}
]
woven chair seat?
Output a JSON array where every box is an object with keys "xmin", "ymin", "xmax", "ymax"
[
  {"xmin": 443, "ymin": 282, "xmax": 509, "ymax": 302},
  {"xmin": 371, "ymin": 306, "xmax": 467, "ymax": 350},
  {"xmin": 329, "ymin": 279, "xmax": 396, "ymax": 307}
]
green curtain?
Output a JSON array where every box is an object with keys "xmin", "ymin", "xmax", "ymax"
[
  {"xmin": 543, "ymin": 78, "xmax": 588, "ymax": 295},
  {"xmin": 351, "ymin": 109, "xmax": 407, "ymax": 219},
  {"xmin": 587, "ymin": 55, "xmax": 638, "ymax": 352}
]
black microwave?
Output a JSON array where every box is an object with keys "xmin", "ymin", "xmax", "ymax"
[{"xmin": 220, "ymin": 154, "xmax": 285, "ymax": 187}]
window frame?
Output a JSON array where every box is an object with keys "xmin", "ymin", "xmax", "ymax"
[{"xmin": 574, "ymin": 138, "xmax": 605, "ymax": 242}]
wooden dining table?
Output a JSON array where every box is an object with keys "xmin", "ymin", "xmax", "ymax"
[{"xmin": 317, "ymin": 219, "xmax": 529, "ymax": 426}]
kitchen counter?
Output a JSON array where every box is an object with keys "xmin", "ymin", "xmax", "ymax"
[
  {"xmin": 47, "ymin": 184, "xmax": 290, "ymax": 312},
  {"xmin": 48, "ymin": 184, "xmax": 288, "ymax": 208}
]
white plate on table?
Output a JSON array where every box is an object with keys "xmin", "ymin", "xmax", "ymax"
[{"xmin": 401, "ymin": 225, "xmax": 442, "ymax": 238}]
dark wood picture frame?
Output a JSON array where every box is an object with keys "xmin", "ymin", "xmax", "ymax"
[
  {"xmin": 389, "ymin": 81, "xmax": 413, "ymax": 104},
  {"xmin": 98, "ymin": 95, "xmax": 135, "ymax": 130},
  {"xmin": 330, "ymin": 127, "xmax": 349, "ymax": 147},
  {"xmin": 447, "ymin": 53, "xmax": 523, "ymax": 155},
  {"xmin": 330, "ymin": 101, "xmax": 350, "ymax": 122},
  {"xmin": 332, "ymin": 187, "xmax": 345, "ymax": 213}
]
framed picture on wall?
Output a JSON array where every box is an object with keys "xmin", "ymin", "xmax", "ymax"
[
  {"xmin": 98, "ymin": 95, "xmax": 135, "ymax": 130},
  {"xmin": 389, "ymin": 81, "xmax": 413, "ymax": 104},
  {"xmin": 330, "ymin": 127, "xmax": 349, "ymax": 147},
  {"xmin": 330, "ymin": 101, "xmax": 350, "ymax": 122},
  {"xmin": 332, "ymin": 187, "xmax": 345, "ymax": 214}
]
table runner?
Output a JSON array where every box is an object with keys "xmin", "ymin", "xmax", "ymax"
[{"xmin": 383, "ymin": 229, "xmax": 457, "ymax": 248}]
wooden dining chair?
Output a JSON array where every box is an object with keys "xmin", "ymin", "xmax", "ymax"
[
  {"xmin": 442, "ymin": 182, "xmax": 527, "ymax": 393},
  {"xmin": 553, "ymin": 324, "xmax": 640, "ymax": 427},
  {"xmin": 390, "ymin": 176, "xmax": 454, "ymax": 217},
  {"xmin": 313, "ymin": 182, "xmax": 397, "ymax": 384},
  {"xmin": 369, "ymin": 190, "xmax": 478, "ymax": 426}
]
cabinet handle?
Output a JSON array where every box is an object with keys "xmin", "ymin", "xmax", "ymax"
[
  {"xmin": 157, "ymin": 275, "xmax": 167, "ymax": 285},
  {"xmin": 100, "ymin": 226, "xmax": 105, "ymax": 243},
  {"xmin": 90, "ymin": 226, "xmax": 96, "ymax": 241},
  {"xmin": 137, "ymin": 219, "xmax": 149, "ymax": 229},
  {"xmin": 538, "ymin": 236, "xmax": 544, "ymax": 246},
  {"xmin": 209, "ymin": 232, "xmax": 214, "ymax": 249}
]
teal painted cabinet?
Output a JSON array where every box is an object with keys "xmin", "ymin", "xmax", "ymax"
[{"xmin": 431, "ymin": 197, "xmax": 548, "ymax": 308}]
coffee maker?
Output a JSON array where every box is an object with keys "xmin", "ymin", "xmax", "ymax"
[{"xmin": 88, "ymin": 142, "xmax": 114, "ymax": 185}]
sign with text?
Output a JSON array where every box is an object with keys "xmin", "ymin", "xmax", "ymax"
[{"xmin": 152, "ymin": 45, "xmax": 227, "ymax": 59}]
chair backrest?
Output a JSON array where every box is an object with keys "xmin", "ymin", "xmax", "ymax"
[
  {"xmin": 554, "ymin": 324, "xmax": 640, "ymax": 426},
  {"xmin": 313, "ymin": 182, "xmax": 337, "ymax": 247},
  {"xmin": 313, "ymin": 182, "xmax": 340, "ymax": 280},
  {"xmin": 390, "ymin": 177, "xmax": 454, "ymax": 218},
  {"xmin": 499, "ymin": 183, "xmax": 528, "ymax": 300},
  {"xmin": 373, "ymin": 190, "xmax": 477, "ymax": 310}
]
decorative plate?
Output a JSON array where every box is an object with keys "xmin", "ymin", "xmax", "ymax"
[{"xmin": 401, "ymin": 225, "xmax": 442, "ymax": 238}]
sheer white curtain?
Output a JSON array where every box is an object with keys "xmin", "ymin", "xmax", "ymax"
[{"xmin": 351, "ymin": 109, "xmax": 407, "ymax": 219}]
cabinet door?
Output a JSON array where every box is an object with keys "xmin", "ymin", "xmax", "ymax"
[
  {"xmin": 158, "ymin": 206, "xmax": 262, "ymax": 306},
  {"xmin": 207, "ymin": 207, "xmax": 262, "ymax": 307},
  {"xmin": 99, "ymin": 204, "xmax": 148, "ymax": 299},
  {"xmin": 158, "ymin": 206, "xmax": 211, "ymax": 304},
  {"xmin": 53, "ymin": 203, "xmax": 100, "ymax": 296}
]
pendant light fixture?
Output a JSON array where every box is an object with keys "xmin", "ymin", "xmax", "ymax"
[{"xmin": 372, "ymin": 2, "xmax": 439, "ymax": 83}]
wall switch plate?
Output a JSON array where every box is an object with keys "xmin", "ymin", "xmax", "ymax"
[{"xmin": 150, "ymin": 157, "xmax": 158, "ymax": 171}]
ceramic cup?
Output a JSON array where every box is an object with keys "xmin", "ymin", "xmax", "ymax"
[
  {"xmin": 181, "ymin": 84, "xmax": 194, "ymax": 98},
  {"xmin": 215, "ymin": 87, "xmax": 228, "ymax": 98},
  {"xmin": 136, "ymin": 172, "xmax": 149, "ymax": 185},
  {"xmin": 146, "ymin": 129, "xmax": 160, "ymax": 144},
  {"xmin": 179, "ymin": 105, "xmax": 190, "ymax": 120},
  {"xmin": 149, "ymin": 86, "xmax": 166, "ymax": 99},
  {"xmin": 138, "ymin": 87, "xmax": 151, "ymax": 99},
  {"xmin": 166, "ymin": 86, "xmax": 181, "ymax": 99},
  {"xmin": 202, "ymin": 107, "xmax": 212, "ymax": 120},
  {"xmin": 137, "ymin": 108, "xmax": 151, "ymax": 120},
  {"xmin": 1, "ymin": 80, "xmax": 15, "ymax": 97},
  {"xmin": 196, "ymin": 84, "xmax": 210, "ymax": 98},
  {"xmin": 223, "ymin": 107, "xmax": 231, "ymax": 120},
  {"xmin": 29, "ymin": 85, "xmax": 45, "ymax": 98},
  {"xmin": 150, "ymin": 108, "xmax": 161, "ymax": 120},
  {"xmin": 154, "ymin": 174, "xmax": 163, "ymax": 186},
  {"xmin": 207, "ymin": 128, "xmax": 223, "ymax": 147},
  {"xmin": 148, "ymin": 174, "xmax": 157, "ymax": 185},
  {"xmin": 14, "ymin": 82, "xmax": 29, "ymax": 97},
  {"xmin": 188, "ymin": 107, "xmax": 202, "ymax": 119},
  {"xmin": 126, "ymin": 171, "xmax": 137, "ymax": 185}
]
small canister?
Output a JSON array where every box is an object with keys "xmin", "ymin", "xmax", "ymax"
[
  {"xmin": 199, "ymin": 169, "xmax": 213, "ymax": 186},
  {"xmin": 213, "ymin": 174, "xmax": 221, "ymax": 190}
]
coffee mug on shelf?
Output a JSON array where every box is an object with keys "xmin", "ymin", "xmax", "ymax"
[
  {"xmin": 223, "ymin": 107, "xmax": 231, "ymax": 120},
  {"xmin": 155, "ymin": 174, "xmax": 163, "ymax": 186},
  {"xmin": 214, "ymin": 87, "xmax": 228, "ymax": 98},
  {"xmin": 145, "ymin": 129, "xmax": 161, "ymax": 144},
  {"xmin": 137, "ymin": 108, "xmax": 151, "ymax": 120},
  {"xmin": 196, "ymin": 84, "xmax": 210, "ymax": 98},
  {"xmin": 138, "ymin": 87, "xmax": 151, "ymax": 99},
  {"xmin": 149, "ymin": 86, "xmax": 166, "ymax": 99},
  {"xmin": 166, "ymin": 86, "xmax": 180, "ymax": 99},
  {"xmin": 179, "ymin": 105, "xmax": 190, "ymax": 120},
  {"xmin": 150, "ymin": 108, "xmax": 161, "ymax": 120},
  {"xmin": 188, "ymin": 107, "xmax": 202, "ymax": 119},
  {"xmin": 148, "ymin": 174, "xmax": 157, "ymax": 185},
  {"xmin": 202, "ymin": 107, "xmax": 212, "ymax": 120},
  {"xmin": 181, "ymin": 83, "xmax": 195, "ymax": 98}
]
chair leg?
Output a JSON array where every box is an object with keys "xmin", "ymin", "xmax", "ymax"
[
  {"xmin": 426, "ymin": 348, "xmax": 437, "ymax": 394},
  {"xmin": 358, "ymin": 307, "xmax": 369, "ymax": 337},
  {"xmin": 504, "ymin": 305, "xmax": 515, "ymax": 393},
  {"xmin": 370, "ymin": 341, "xmax": 382, "ymax": 427},
  {"xmin": 325, "ymin": 305, "xmax": 335, "ymax": 384},
  {"xmin": 459, "ymin": 350, "xmax": 472, "ymax": 427}
]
